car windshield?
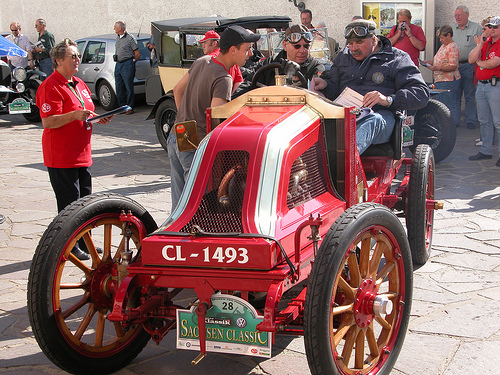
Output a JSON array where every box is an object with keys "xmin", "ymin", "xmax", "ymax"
[{"xmin": 160, "ymin": 31, "xmax": 181, "ymax": 65}]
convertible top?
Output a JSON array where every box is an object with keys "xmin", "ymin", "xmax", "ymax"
[{"xmin": 151, "ymin": 16, "xmax": 291, "ymax": 33}]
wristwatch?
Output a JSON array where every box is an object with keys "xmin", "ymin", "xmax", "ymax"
[{"xmin": 386, "ymin": 96, "xmax": 393, "ymax": 107}]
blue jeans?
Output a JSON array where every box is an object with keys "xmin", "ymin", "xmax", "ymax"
[
  {"xmin": 435, "ymin": 78, "xmax": 461, "ymax": 128},
  {"xmin": 458, "ymin": 62, "xmax": 477, "ymax": 126},
  {"xmin": 38, "ymin": 58, "xmax": 53, "ymax": 80},
  {"xmin": 356, "ymin": 110, "xmax": 395, "ymax": 154},
  {"xmin": 476, "ymin": 82, "xmax": 500, "ymax": 156},
  {"xmin": 167, "ymin": 133, "xmax": 195, "ymax": 210},
  {"xmin": 114, "ymin": 59, "xmax": 135, "ymax": 108}
]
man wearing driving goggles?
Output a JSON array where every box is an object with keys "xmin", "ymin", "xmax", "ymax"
[
  {"xmin": 312, "ymin": 19, "xmax": 429, "ymax": 154},
  {"xmin": 249, "ymin": 24, "xmax": 324, "ymax": 88}
]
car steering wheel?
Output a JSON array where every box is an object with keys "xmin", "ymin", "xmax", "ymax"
[{"xmin": 250, "ymin": 61, "xmax": 307, "ymax": 89}]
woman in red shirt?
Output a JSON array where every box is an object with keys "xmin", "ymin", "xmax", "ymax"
[{"xmin": 36, "ymin": 38, "xmax": 112, "ymax": 259}]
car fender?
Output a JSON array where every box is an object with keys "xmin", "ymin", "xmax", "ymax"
[
  {"xmin": 146, "ymin": 93, "xmax": 175, "ymax": 121},
  {"xmin": 28, "ymin": 69, "xmax": 47, "ymax": 81}
]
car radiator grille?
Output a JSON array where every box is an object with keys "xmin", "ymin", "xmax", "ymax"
[
  {"xmin": 181, "ymin": 150, "xmax": 249, "ymax": 233},
  {"xmin": 287, "ymin": 141, "xmax": 328, "ymax": 210},
  {"xmin": 180, "ymin": 142, "xmax": 327, "ymax": 234}
]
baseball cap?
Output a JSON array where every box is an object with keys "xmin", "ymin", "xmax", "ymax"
[
  {"xmin": 344, "ymin": 19, "xmax": 376, "ymax": 42},
  {"xmin": 219, "ymin": 25, "xmax": 260, "ymax": 49},
  {"xmin": 199, "ymin": 30, "xmax": 220, "ymax": 43},
  {"xmin": 485, "ymin": 16, "xmax": 500, "ymax": 27}
]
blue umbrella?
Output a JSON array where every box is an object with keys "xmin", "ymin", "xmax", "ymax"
[{"xmin": 0, "ymin": 35, "xmax": 28, "ymax": 57}]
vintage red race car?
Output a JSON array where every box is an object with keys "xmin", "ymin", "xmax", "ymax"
[{"xmin": 28, "ymin": 71, "xmax": 442, "ymax": 374}]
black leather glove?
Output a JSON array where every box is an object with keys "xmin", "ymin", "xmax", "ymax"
[{"xmin": 280, "ymin": 59, "xmax": 301, "ymax": 78}]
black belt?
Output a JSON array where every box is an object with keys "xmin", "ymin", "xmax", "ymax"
[
  {"xmin": 118, "ymin": 57, "xmax": 133, "ymax": 63},
  {"xmin": 479, "ymin": 79, "xmax": 492, "ymax": 84},
  {"xmin": 459, "ymin": 61, "xmax": 470, "ymax": 64}
]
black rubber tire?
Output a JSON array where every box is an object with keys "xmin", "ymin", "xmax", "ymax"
[
  {"xmin": 98, "ymin": 81, "xmax": 118, "ymax": 111},
  {"xmin": 154, "ymin": 99, "xmax": 177, "ymax": 152},
  {"xmin": 410, "ymin": 98, "xmax": 456, "ymax": 163},
  {"xmin": 28, "ymin": 193, "xmax": 158, "ymax": 375},
  {"xmin": 22, "ymin": 79, "xmax": 41, "ymax": 123},
  {"xmin": 304, "ymin": 203, "xmax": 413, "ymax": 375},
  {"xmin": 406, "ymin": 144, "xmax": 435, "ymax": 266}
]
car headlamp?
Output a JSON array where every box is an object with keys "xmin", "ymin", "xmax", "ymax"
[
  {"xmin": 12, "ymin": 67, "xmax": 27, "ymax": 82},
  {"xmin": 16, "ymin": 82, "xmax": 26, "ymax": 93}
]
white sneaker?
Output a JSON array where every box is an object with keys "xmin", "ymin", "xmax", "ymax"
[
  {"xmin": 476, "ymin": 141, "xmax": 483, "ymax": 146},
  {"xmin": 475, "ymin": 138, "xmax": 480, "ymax": 142}
]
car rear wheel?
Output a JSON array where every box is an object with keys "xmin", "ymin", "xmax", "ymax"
[
  {"xmin": 98, "ymin": 81, "xmax": 118, "ymax": 111},
  {"xmin": 155, "ymin": 99, "xmax": 177, "ymax": 152},
  {"xmin": 406, "ymin": 144, "xmax": 435, "ymax": 266},
  {"xmin": 410, "ymin": 98, "xmax": 456, "ymax": 163}
]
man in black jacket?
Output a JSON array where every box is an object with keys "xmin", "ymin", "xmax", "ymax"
[
  {"xmin": 251, "ymin": 24, "xmax": 325, "ymax": 87},
  {"xmin": 313, "ymin": 19, "xmax": 429, "ymax": 154}
]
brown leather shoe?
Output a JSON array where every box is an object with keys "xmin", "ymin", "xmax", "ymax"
[{"xmin": 126, "ymin": 109, "xmax": 134, "ymax": 115}]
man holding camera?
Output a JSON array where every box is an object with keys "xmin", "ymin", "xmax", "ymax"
[{"xmin": 388, "ymin": 9, "xmax": 426, "ymax": 67}]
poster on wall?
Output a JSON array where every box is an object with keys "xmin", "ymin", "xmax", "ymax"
[{"xmin": 363, "ymin": 2, "xmax": 424, "ymax": 36}]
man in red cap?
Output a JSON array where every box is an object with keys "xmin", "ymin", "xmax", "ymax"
[
  {"xmin": 199, "ymin": 30, "xmax": 243, "ymax": 93},
  {"xmin": 199, "ymin": 30, "xmax": 221, "ymax": 55}
]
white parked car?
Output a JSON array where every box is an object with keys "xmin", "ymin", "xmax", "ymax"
[{"xmin": 75, "ymin": 33, "xmax": 152, "ymax": 110}]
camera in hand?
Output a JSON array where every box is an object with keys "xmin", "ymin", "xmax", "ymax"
[{"xmin": 401, "ymin": 22, "xmax": 406, "ymax": 31}]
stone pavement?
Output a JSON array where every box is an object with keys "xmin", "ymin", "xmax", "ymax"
[{"xmin": 0, "ymin": 104, "xmax": 499, "ymax": 374}]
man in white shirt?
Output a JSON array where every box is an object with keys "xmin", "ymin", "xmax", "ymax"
[{"xmin": 5, "ymin": 22, "xmax": 33, "ymax": 69}]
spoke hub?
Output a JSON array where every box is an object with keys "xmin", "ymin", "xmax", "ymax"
[
  {"xmin": 353, "ymin": 278, "xmax": 377, "ymax": 328},
  {"xmin": 90, "ymin": 262, "xmax": 116, "ymax": 309}
]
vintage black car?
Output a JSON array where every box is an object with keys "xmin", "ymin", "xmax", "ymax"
[{"xmin": 0, "ymin": 59, "xmax": 43, "ymax": 122}]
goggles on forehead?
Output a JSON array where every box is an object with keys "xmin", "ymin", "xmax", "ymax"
[
  {"xmin": 344, "ymin": 25, "xmax": 372, "ymax": 38},
  {"xmin": 286, "ymin": 31, "xmax": 313, "ymax": 44}
]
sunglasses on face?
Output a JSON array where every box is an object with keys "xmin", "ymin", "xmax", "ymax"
[
  {"xmin": 11, "ymin": 29, "xmax": 18, "ymax": 32},
  {"xmin": 487, "ymin": 25, "xmax": 499, "ymax": 29},
  {"xmin": 67, "ymin": 53, "xmax": 82, "ymax": 60},
  {"xmin": 344, "ymin": 25, "xmax": 372, "ymax": 38},
  {"xmin": 286, "ymin": 32, "xmax": 313, "ymax": 43},
  {"xmin": 291, "ymin": 43, "xmax": 311, "ymax": 50}
]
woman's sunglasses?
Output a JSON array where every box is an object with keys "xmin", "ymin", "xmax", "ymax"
[{"xmin": 487, "ymin": 24, "xmax": 499, "ymax": 29}]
